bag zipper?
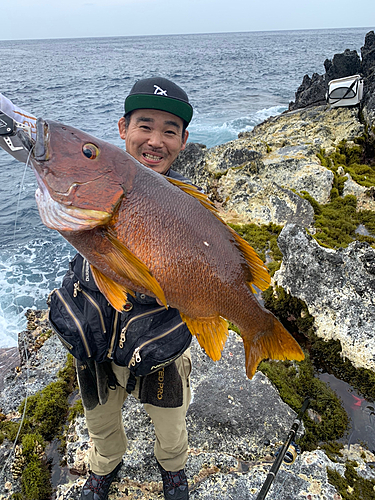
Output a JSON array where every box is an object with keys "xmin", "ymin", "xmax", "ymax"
[
  {"xmin": 107, "ymin": 311, "xmax": 119, "ymax": 359},
  {"xmin": 73, "ymin": 281, "xmax": 106, "ymax": 333},
  {"xmin": 119, "ymin": 306, "xmax": 166, "ymax": 349},
  {"xmin": 55, "ymin": 331, "xmax": 73, "ymax": 350},
  {"xmin": 128, "ymin": 321, "xmax": 184, "ymax": 368},
  {"xmin": 55, "ymin": 289, "xmax": 91, "ymax": 358}
]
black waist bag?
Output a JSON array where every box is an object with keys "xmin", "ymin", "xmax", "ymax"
[
  {"xmin": 48, "ymin": 254, "xmax": 192, "ymax": 376},
  {"xmin": 113, "ymin": 294, "xmax": 192, "ymax": 376}
]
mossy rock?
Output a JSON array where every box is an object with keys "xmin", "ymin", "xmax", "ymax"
[
  {"xmin": 258, "ymin": 355, "xmax": 349, "ymax": 451},
  {"xmin": 318, "ymin": 136, "xmax": 375, "ymax": 188},
  {"xmin": 1, "ymin": 354, "xmax": 78, "ymax": 497},
  {"xmin": 229, "ymin": 222, "xmax": 283, "ymax": 274},
  {"xmin": 21, "ymin": 459, "xmax": 52, "ymax": 500},
  {"xmin": 300, "ymin": 192, "xmax": 375, "ymax": 248},
  {"xmin": 68, "ymin": 398, "xmax": 84, "ymax": 422},
  {"xmin": 327, "ymin": 461, "xmax": 375, "ymax": 499},
  {"xmin": 263, "ymin": 284, "xmax": 375, "ymax": 402}
]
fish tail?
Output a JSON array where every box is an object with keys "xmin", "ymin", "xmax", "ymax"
[{"xmin": 241, "ymin": 311, "xmax": 304, "ymax": 379}]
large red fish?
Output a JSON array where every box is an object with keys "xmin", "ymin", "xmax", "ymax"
[{"xmin": 24, "ymin": 118, "xmax": 304, "ymax": 378}]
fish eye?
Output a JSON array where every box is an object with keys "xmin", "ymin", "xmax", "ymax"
[{"xmin": 82, "ymin": 143, "xmax": 100, "ymax": 159}]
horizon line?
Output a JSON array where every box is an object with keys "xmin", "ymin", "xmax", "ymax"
[{"xmin": 0, "ymin": 25, "xmax": 373, "ymax": 43}]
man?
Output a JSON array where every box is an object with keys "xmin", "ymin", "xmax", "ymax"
[
  {"xmin": 79, "ymin": 77, "xmax": 193, "ymax": 500},
  {"xmin": 0, "ymin": 77, "xmax": 194, "ymax": 500}
]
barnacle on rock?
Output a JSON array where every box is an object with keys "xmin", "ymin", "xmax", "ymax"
[{"xmin": 11, "ymin": 445, "xmax": 26, "ymax": 479}]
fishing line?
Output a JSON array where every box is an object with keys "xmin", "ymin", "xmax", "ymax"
[{"xmin": 0, "ymin": 149, "xmax": 33, "ymax": 481}]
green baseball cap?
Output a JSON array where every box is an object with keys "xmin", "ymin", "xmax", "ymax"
[{"xmin": 125, "ymin": 77, "xmax": 193, "ymax": 125}]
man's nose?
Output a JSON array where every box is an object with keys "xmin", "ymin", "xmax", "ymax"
[{"xmin": 147, "ymin": 130, "xmax": 163, "ymax": 148}]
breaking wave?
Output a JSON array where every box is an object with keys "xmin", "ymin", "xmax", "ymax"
[{"xmin": 188, "ymin": 106, "xmax": 287, "ymax": 148}]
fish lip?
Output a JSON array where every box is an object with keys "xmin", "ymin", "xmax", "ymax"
[{"xmin": 34, "ymin": 118, "xmax": 48, "ymax": 160}]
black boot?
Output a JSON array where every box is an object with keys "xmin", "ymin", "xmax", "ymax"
[
  {"xmin": 157, "ymin": 460, "xmax": 189, "ymax": 500},
  {"xmin": 80, "ymin": 461, "xmax": 122, "ymax": 500}
]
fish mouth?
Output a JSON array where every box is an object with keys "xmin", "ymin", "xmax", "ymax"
[{"xmin": 35, "ymin": 186, "xmax": 112, "ymax": 231}]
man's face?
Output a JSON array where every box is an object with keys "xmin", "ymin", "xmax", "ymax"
[{"xmin": 118, "ymin": 109, "xmax": 189, "ymax": 174}]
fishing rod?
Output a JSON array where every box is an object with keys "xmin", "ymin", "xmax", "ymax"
[{"xmin": 255, "ymin": 397, "xmax": 310, "ymax": 500}]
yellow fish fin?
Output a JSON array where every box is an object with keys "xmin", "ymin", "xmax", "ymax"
[
  {"xmin": 165, "ymin": 177, "xmax": 270, "ymax": 292},
  {"xmin": 99, "ymin": 229, "xmax": 168, "ymax": 308},
  {"xmin": 91, "ymin": 265, "xmax": 134, "ymax": 312},
  {"xmin": 180, "ymin": 313, "xmax": 229, "ymax": 362},
  {"xmin": 228, "ymin": 226, "xmax": 271, "ymax": 292},
  {"xmin": 242, "ymin": 312, "xmax": 305, "ymax": 379},
  {"xmin": 165, "ymin": 177, "xmax": 219, "ymax": 213}
]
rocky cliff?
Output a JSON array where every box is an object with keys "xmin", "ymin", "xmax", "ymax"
[
  {"xmin": 171, "ymin": 31, "xmax": 375, "ymax": 376},
  {"xmin": 1, "ymin": 322, "xmax": 374, "ymax": 500}
]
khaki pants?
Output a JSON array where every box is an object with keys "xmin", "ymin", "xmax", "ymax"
[{"xmin": 84, "ymin": 349, "xmax": 192, "ymax": 475}]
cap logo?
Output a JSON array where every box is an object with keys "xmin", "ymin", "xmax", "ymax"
[{"xmin": 153, "ymin": 85, "xmax": 168, "ymax": 96}]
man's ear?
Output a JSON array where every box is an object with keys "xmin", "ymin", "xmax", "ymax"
[
  {"xmin": 118, "ymin": 117, "xmax": 126, "ymax": 140},
  {"xmin": 181, "ymin": 130, "xmax": 189, "ymax": 151}
]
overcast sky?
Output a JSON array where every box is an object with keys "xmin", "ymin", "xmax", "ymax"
[{"xmin": 2, "ymin": 0, "xmax": 375, "ymax": 40}]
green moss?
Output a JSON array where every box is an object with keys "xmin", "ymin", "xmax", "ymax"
[
  {"xmin": 58, "ymin": 353, "xmax": 77, "ymax": 389},
  {"xmin": 0, "ymin": 354, "xmax": 78, "ymax": 496},
  {"xmin": 300, "ymin": 191, "xmax": 322, "ymax": 216},
  {"xmin": 229, "ymin": 222, "xmax": 283, "ymax": 275},
  {"xmin": 21, "ymin": 433, "xmax": 44, "ymax": 458},
  {"xmin": 21, "ymin": 459, "xmax": 52, "ymax": 500},
  {"xmin": 358, "ymin": 209, "xmax": 375, "ymax": 237},
  {"xmin": 213, "ymin": 169, "xmax": 228, "ymax": 180},
  {"xmin": 19, "ymin": 380, "xmax": 69, "ymax": 441},
  {"xmin": 318, "ymin": 138, "xmax": 375, "ymax": 188},
  {"xmin": 262, "ymin": 142, "xmax": 272, "ymax": 153},
  {"xmin": 299, "ymin": 192, "xmax": 375, "ymax": 249},
  {"xmin": 263, "ymin": 285, "xmax": 314, "ymax": 335},
  {"xmin": 228, "ymin": 322, "xmax": 241, "ymax": 335},
  {"xmin": 0, "ymin": 421, "xmax": 22, "ymax": 442},
  {"xmin": 68, "ymin": 398, "xmax": 85, "ymax": 422},
  {"xmin": 327, "ymin": 462, "xmax": 375, "ymax": 499},
  {"xmin": 320, "ymin": 441, "xmax": 344, "ymax": 462},
  {"xmin": 17, "ymin": 354, "xmax": 77, "ymax": 441}
]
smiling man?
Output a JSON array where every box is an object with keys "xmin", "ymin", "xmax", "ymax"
[
  {"xmin": 79, "ymin": 77, "xmax": 195, "ymax": 500},
  {"xmin": 118, "ymin": 77, "xmax": 191, "ymax": 175}
]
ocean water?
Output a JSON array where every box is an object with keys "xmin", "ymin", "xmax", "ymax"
[{"xmin": 0, "ymin": 27, "xmax": 372, "ymax": 346}]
